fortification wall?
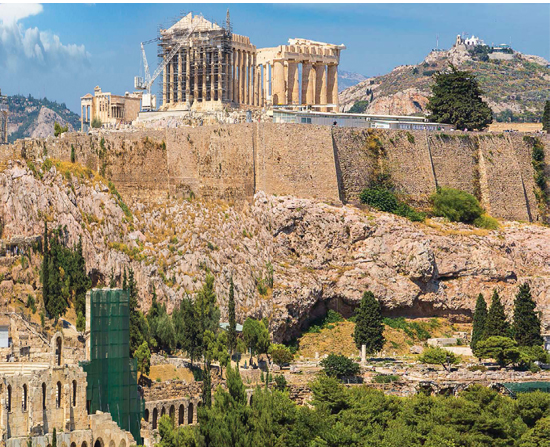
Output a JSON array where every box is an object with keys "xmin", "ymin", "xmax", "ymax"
[{"xmin": 4, "ymin": 125, "xmax": 550, "ymax": 222}]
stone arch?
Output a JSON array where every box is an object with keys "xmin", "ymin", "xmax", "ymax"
[
  {"xmin": 7, "ymin": 384, "xmax": 11, "ymax": 412},
  {"xmin": 161, "ymin": 407, "xmax": 166, "ymax": 417},
  {"xmin": 71, "ymin": 443, "xmax": 77, "ymax": 447},
  {"xmin": 187, "ymin": 402, "xmax": 193, "ymax": 424},
  {"xmin": 51, "ymin": 332, "xmax": 64, "ymax": 366},
  {"xmin": 72, "ymin": 380, "xmax": 77, "ymax": 406},
  {"xmin": 82, "ymin": 442, "xmax": 88, "ymax": 447},
  {"xmin": 144, "ymin": 409, "xmax": 149, "ymax": 422},
  {"xmin": 109, "ymin": 440, "xmax": 115, "ymax": 447},
  {"xmin": 22, "ymin": 383, "xmax": 28, "ymax": 411},
  {"xmin": 42, "ymin": 383, "xmax": 47, "ymax": 409},
  {"xmin": 119, "ymin": 440, "xmax": 126, "ymax": 447},
  {"xmin": 169, "ymin": 405, "xmax": 175, "ymax": 423},
  {"xmin": 93, "ymin": 438, "xmax": 104, "ymax": 447},
  {"xmin": 152, "ymin": 408, "xmax": 158, "ymax": 430},
  {"xmin": 56, "ymin": 381, "xmax": 62, "ymax": 408},
  {"xmin": 178, "ymin": 404, "xmax": 184, "ymax": 425}
]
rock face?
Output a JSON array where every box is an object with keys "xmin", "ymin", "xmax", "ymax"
[
  {"xmin": 29, "ymin": 107, "xmax": 75, "ymax": 139},
  {"xmin": 2, "ymin": 160, "xmax": 550, "ymax": 341}
]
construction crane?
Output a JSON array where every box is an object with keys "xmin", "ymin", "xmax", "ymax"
[{"xmin": 135, "ymin": 23, "xmax": 197, "ymax": 111}]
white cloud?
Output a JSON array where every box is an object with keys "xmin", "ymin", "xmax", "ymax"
[{"xmin": 0, "ymin": 3, "xmax": 90, "ymax": 74}]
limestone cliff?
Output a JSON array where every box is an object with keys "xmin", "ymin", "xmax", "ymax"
[{"xmin": 2, "ymin": 159, "xmax": 550, "ymax": 341}]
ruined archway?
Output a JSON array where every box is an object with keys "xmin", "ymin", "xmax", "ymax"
[
  {"xmin": 93, "ymin": 438, "xmax": 104, "ymax": 447},
  {"xmin": 188, "ymin": 403, "xmax": 193, "ymax": 424},
  {"xmin": 152, "ymin": 408, "xmax": 158, "ymax": 430},
  {"xmin": 178, "ymin": 404, "xmax": 184, "ymax": 425}
]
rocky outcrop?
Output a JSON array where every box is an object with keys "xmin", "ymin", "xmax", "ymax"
[
  {"xmin": 28, "ymin": 107, "xmax": 74, "ymax": 139},
  {"xmin": 1, "ymin": 160, "xmax": 550, "ymax": 341}
]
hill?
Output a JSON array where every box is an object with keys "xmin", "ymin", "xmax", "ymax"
[
  {"xmin": 6, "ymin": 94, "xmax": 81, "ymax": 143},
  {"xmin": 339, "ymin": 40, "xmax": 550, "ymax": 122},
  {"xmin": 338, "ymin": 70, "xmax": 367, "ymax": 92}
]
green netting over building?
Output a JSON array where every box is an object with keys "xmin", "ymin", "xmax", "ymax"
[
  {"xmin": 503, "ymin": 382, "xmax": 550, "ymax": 395},
  {"xmin": 80, "ymin": 289, "xmax": 143, "ymax": 443}
]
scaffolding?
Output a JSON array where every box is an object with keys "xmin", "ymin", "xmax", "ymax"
[
  {"xmin": 0, "ymin": 89, "xmax": 8, "ymax": 144},
  {"xmin": 80, "ymin": 289, "xmax": 143, "ymax": 444},
  {"xmin": 157, "ymin": 12, "xmax": 233, "ymax": 107}
]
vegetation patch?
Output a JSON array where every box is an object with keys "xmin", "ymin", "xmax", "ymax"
[{"xmin": 360, "ymin": 187, "xmax": 425, "ymax": 222}]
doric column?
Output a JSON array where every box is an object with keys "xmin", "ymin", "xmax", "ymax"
[
  {"xmin": 193, "ymin": 49, "xmax": 199, "ymax": 103},
  {"xmin": 169, "ymin": 59, "xmax": 175, "ymax": 105},
  {"xmin": 218, "ymin": 49, "xmax": 223, "ymax": 102},
  {"xmin": 241, "ymin": 51, "xmax": 247, "ymax": 105},
  {"xmin": 249, "ymin": 53, "xmax": 255, "ymax": 105},
  {"xmin": 264, "ymin": 64, "xmax": 269, "ymax": 105},
  {"xmin": 162, "ymin": 62, "xmax": 167, "ymax": 106},
  {"xmin": 287, "ymin": 61, "xmax": 299, "ymax": 105},
  {"xmin": 315, "ymin": 64, "xmax": 327, "ymax": 107},
  {"xmin": 327, "ymin": 64, "xmax": 338, "ymax": 111},
  {"xmin": 272, "ymin": 59, "xmax": 285, "ymax": 106},
  {"xmin": 233, "ymin": 49, "xmax": 239, "ymax": 103},
  {"xmin": 185, "ymin": 49, "xmax": 191, "ymax": 104},
  {"xmin": 301, "ymin": 62, "xmax": 314, "ymax": 105},
  {"xmin": 210, "ymin": 51, "xmax": 216, "ymax": 102},
  {"xmin": 258, "ymin": 65, "xmax": 264, "ymax": 107},
  {"xmin": 177, "ymin": 51, "xmax": 183, "ymax": 104},
  {"xmin": 254, "ymin": 64, "xmax": 260, "ymax": 106},
  {"xmin": 201, "ymin": 49, "xmax": 208, "ymax": 102}
]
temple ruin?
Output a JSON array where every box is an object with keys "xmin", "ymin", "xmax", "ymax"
[{"xmin": 158, "ymin": 12, "xmax": 345, "ymax": 112}]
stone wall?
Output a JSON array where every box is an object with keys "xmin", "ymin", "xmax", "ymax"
[{"xmin": 4, "ymin": 125, "xmax": 550, "ymax": 222}]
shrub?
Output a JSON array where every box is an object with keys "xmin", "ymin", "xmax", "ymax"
[
  {"xmin": 274, "ymin": 374, "xmax": 287, "ymax": 391},
  {"xmin": 320, "ymin": 354, "xmax": 360, "ymax": 379},
  {"xmin": 372, "ymin": 374, "xmax": 400, "ymax": 383},
  {"xmin": 360, "ymin": 187, "xmax": 425, "ymax": 222},
  {"xmin": 91, "ymin": 117, "xmax": 102, "ymax": 128},
  {"xmin": 431, "ymin": 187, "xmax": 483, "ymax": 223},
  {"xmin": 473, "ymin": 214, "xmax": 499, "ymax": 230},
  {"xmin": 419, "ymin": 346, "xmax": 460, "ymax": 371}
]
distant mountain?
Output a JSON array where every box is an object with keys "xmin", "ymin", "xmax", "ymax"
[
  {"xmin": 6, "ymin": 95, "xmax": 81, "ymax": 143},
  {"xmin": 338, "ymin": 70, "xmax": 367, "ymax": 92},
  {"xmin": 339, "ymin": 42, "xmax": 550, "ymax": 121}
]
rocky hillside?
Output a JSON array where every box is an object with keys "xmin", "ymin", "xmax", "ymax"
[
  {"xmin": 6, "ymin": 95, "xmax": 80, "ymax": 143},
  {"xmin": 2, "ymin": 158, "xmax": 550, "ymax": 341},
  {"xmin": 339, "ymin": 42, "xmax": 550, "ymax": 121}
]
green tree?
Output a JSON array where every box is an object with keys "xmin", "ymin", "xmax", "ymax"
[
  {"xmin": 177, "ymin": 297, "xmax": 201, "ymax": 364},
  {"xmin": 353, "ymin": 291, "xmax": 385, "ymax": 353},
  {"xmin": 319, "ymin": 354, "xmax": 360, "ymax": 379},
  {"xmin": 135, "ymin": 341, "xmax": 151, "ymax": 381},
  {"xmin": 310, "ymin": 374, "xmax": 349, "ymax": 414},
  {"xmin": 195, "ymin": 274, "xmax": 220, "ymax": 358},
  {"xmin": 91, "ymin": 117, "xmax": 102, "ymax": 129},
  {"xmin": 70, "ymin": 144, "xmax": 76, "ymax": 163},
  {"xmin": 427, "ymin": 64, "xmax": 493, "ymax": 130},
  {"xmin": 519, "ymin": 417, "xmax": 550, "ymax": 447},
  {"xmin": 542, "ymin": 100, "xmax": 550, "ymax": 132},
  {"xmin": 227, "ymin": 277, "xmax": 237, "ymax": 354},
  {"xmin": 71, "ymin": 237, "xmax": 91, "ymax": 317},
  {"xmin": 243, "ymin": 318, "xmax": 270, "ymax": 363},
  {"xmin": 418, "ymin": 346, "xmax": 460, "ymax": 371},
  {"xmin": 471, "ymin": 293, "xmax": 488, "ymax": 352},
  {"xmin": 156, "ymin": 313, "xmax": 176, "ymax": 354},
  {"xmin": 76, "ymin": 311, "xmax": 85, "ymax": 332},
  {"xmin": 41, "ymin": 221, "xmax": 49, "ymax": 315},
  {"xmin": 52, "ymin": 428, "xmax": 57, "ymax": 447},
  {"xmin": 475, "ymin": 336, "xmax": 519, "ymax": 367},
  {"xmin": 512, "ymin": 283, "xmax": 543, "ymax": 347},
  {"xmin": 269, "ymin": 344, "xmax": 294, "ymax": 367},
  {"xmin": 431, "ymin": 187, "xmax": 484, "ymax": 224},
  {"xmin": 54, "ymin": 122, "xmax": 68, "ymax": 137},
  {"xmin": 484, "ymin": 289, "xmax": 510, "ymax": 338},
  {"xmin": 126, "ymin": 267, "xmax": 150, "ymax": 357}
]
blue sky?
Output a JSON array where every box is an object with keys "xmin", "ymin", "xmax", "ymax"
[{"xmin": 1, "ymin": 3, "xmax": 549, "ymax": 114}]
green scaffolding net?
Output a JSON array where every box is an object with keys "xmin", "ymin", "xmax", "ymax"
[
  {"xmin": 503, "ymin": 381, "xmax": 550, "ymax": 395},
  {"xmin": 80, "ymin": 289, "xmax": 143, "ymax": 443}
]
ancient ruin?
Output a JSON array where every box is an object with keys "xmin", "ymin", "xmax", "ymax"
[
  {"xmin": 80, "ymin": 87, "xmax": 141, "ymax": 131},
  {"xmin": 156, "ymin": 12, "xmax": 344, "ymax": 112}
]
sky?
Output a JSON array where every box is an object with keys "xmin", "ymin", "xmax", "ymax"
[{"xmin": 0, "ymin": 3, "xmax": 549, "ymax": 114}]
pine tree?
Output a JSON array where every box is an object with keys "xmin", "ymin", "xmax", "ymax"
[
  {"xmin": 109, "ymin": 268, "xmax": 116, "ymax": 288},
  {"xmin": 427, "ymin": 64, "xmax": 493, "ymax": 130},
  {"xmin": 72, "ymin": 236, "xmax": 91, "ymax": 317},
  {"xmin": 52, "ymin": 428, "xmax": 57, "ymax": 447},
  {"xmin": 512, "ymin": 283, "xmax": 543, "ymax": 347},
  {"xmin": 484, "ymin": 289, "xmax": 509, "ymax": 338},
  {"xmin": 353, "ymin": 291, "xmax": 385, "ymax": 353},
  {"xmin": 202, "ymin": 362, "xmax": 212, "ymax": 408},
  {"xmin": 228, "ymin": 277, "xmax": 237, "ymax": 354},
  {"xmin": 471, "ymin": 293, "xmax": 488, "ymax": 351},
  {"xmin": 542, "ymin": 100, "xmax": 550, "ymax": 132},
  {"xmin": 41, "ymin": 221, "xmax": 49, "ymax": 315}
]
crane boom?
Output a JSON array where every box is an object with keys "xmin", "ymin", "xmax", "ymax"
[
  {"xmin": 141, "ymin": 43, "xmax": 151, "ymax": 87},
  {"xmin": 144, "ymin": 23, "xmax": 198, "ymax": 92}
]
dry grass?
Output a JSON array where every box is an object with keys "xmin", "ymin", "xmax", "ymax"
[
  {"xmin": 488, "ymin": 123, "xmax": 542, "ymax": 133},
  {"xmin": 424, "ymin": 219, "xmax": 491, "ymax": 237},
  {"xmin": 147, "ymin": 364, "xmax": 195, "ymax": 383}
]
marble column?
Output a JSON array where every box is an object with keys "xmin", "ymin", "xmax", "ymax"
[
  {"xmin": 185, "ymin": 49, "xmax": 191, "ymax": 104},
  {"xmin": 254, "ymin": 64, "xmax": 260, "ymax": 106},
  {"xmin": 169, "ymin": 59, "xmax": 175, "ymax": 105},
  {"xmin": 162, "ymin": 60, "xmax": 167, "ymax": 106},
  {"xmin": 327, "ymin": 64, "xmax": 338, "ymax": 111},
  {"xmin": 202, "ymin": 49, "xmax": 207, "ymax": 102},
  {"xmin": 177, "ymin": 51, "xmax": 183, "ymax": 104},
  {"xmin": 210, "ymin": 51, "xmax": 216, "ymax": 102},
  {"xmin": 301, "ymin": 62, "xmax": 314, "ymax": 105},
  {"xmin": 272, "ymin": 59, "xmax": 285, "ymax": 106},
  {"xmin": 193, "ymin": 49, "xmax": 199, "ymax": 103},
  {"xmin": 234, "ymin": 50, "xmax": 239, "ymax": 103},
  {"xmin": 218, "ymin": 49, "xmax": 223, "ymax": 101},
  {"xmin": 241, "ymin": 51, "xmax": 247, "ymax": 105},
  {"xmin": 258, "ymin": 65, "xmax": 264, "ymax": 107},
  {"xmin": 315, "ymin": 64, "xmax": 327, "ymax": 107},
  {"xmin": 249, "ymin": 53, "xmax": 255, "ymax": 105},
  {"xmin": 287, "ymin": 61, "xmax": 299, "ymax": 105}
]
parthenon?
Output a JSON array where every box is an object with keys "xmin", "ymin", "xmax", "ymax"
[{"xmin": 158, "ymin": 13, "xmax": 345, "ymax": 112}]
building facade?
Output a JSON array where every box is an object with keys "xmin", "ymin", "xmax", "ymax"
[
  {"xmin": 80, "ymin": 87, "xmax": 141, "ymax": 131},
  {"xmin": 158, "ymin": 13, "xmax": 345, "ymax": 112}
]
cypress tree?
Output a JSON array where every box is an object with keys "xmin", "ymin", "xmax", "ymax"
[
  {"xmin": 353, "ymin": 291, "xmax": 385, "ymax": 353},
  {"xmin": 228, "ymin": 277, "xmax": 237, "ymax": 354},
  {"xmin": 512, "ymin": 283, "xmax": 543, "ymax": 347},
  {"xmin": 470, "ymin": 293, "xmax": 487, "ymax": 350},
  {"xmin": 542, "ymin": 100, "xmax": 550, "ymax": 132},
  {"xmin": 484, "ymin": 289, "xmax": 509, "ymax": 338},
  {"xmin": 41, "ymin": 221, "xmax": 49, "ymax": 314}
]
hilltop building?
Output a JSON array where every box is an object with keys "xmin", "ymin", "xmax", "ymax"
[
  {"xmin": 80, "ymin": 86, "xmax": 142, "ymax": 131},
  {"xmin": 156, "ymin": 12, "xmax": 345, "ymax": 112}
]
